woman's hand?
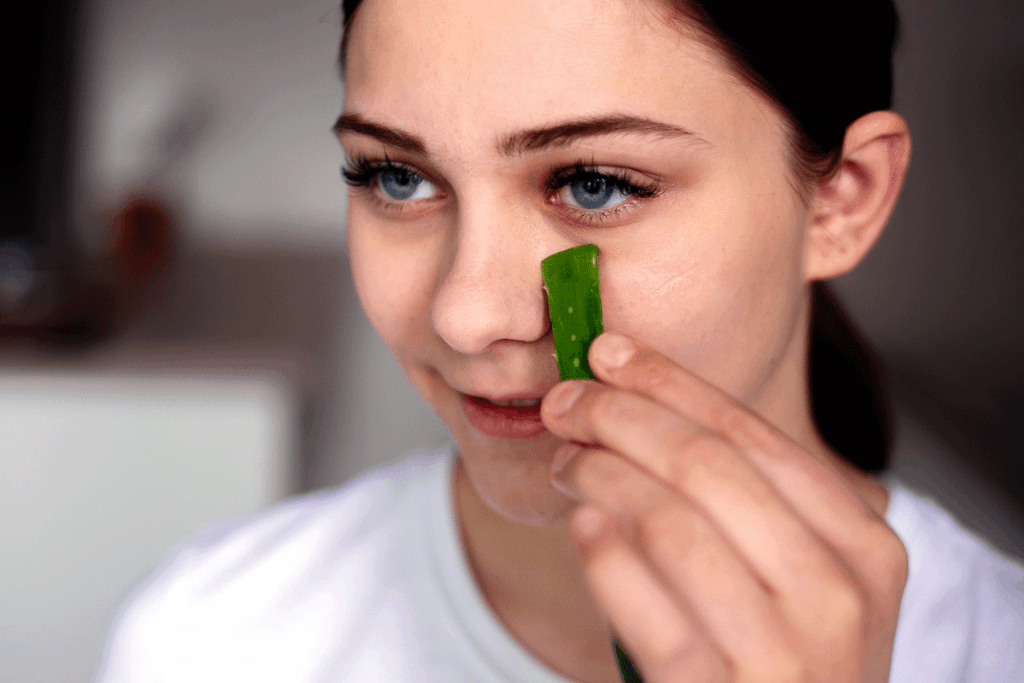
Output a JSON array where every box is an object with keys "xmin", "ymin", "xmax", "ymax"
[{"xmin": 540, "ymin": 332, "xmax": 908, "ymax": 683}]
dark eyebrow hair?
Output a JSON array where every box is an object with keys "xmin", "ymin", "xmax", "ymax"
[
  {"xmin": 333, "ymin": 112, "xmax": 429, "ymax": 157},
  {"xmin": 496, "ymin": 114, "xmax": 704, "ymax": 156},
  {"xmin": 333, "ymin": 112, "xmax": 703, "ymax": 158}
]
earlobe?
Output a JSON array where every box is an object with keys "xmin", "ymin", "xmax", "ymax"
[{"xmin": 804, "ymin": 111, "xmax": 911, "ymax": 281}]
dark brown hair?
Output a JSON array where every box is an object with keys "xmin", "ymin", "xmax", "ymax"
[{"xmin": 337, "ymin": 0, "xmax": 899, "ymax": 472}]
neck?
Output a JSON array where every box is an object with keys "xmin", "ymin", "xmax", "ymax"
[
  {"xmin": 750, "ymin": 286, "xmax": 890, "ymax": 518},
  {"xmin": 454, "ymin": 460, "xmax": 622, "ymax": 683}
]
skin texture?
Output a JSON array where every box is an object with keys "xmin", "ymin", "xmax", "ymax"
[{"xmin": 338, "ymin": 0, "xmax": 911, "ymax": 680}]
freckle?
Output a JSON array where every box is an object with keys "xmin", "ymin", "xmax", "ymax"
[
  {"xmin": 573, "ymin": 358, "xmax": 580, "ymax": 367},
  {"xmin": 570, "ymin": 334, "xmax": 576, "ymax": 341},
  {"xmin": 568, "ymin": 306, "xmax": 573, "ymax": 314}
]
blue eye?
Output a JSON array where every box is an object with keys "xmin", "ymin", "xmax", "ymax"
[
  {"xmin": 568, "ymin": 176, "xmax": 621, "ymax": 209},
  {"xmin": 342, "ymin": 156, "xmax": 439, "ymax": 203},
  {"xmin": 549, "ymin": 163, "xmax": 659, "ymax": 215},
  {"xmin": 378, "ymin": 167, "xmax": 430, "ymax": 201}
]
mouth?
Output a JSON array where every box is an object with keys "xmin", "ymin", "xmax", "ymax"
[{"xmin": 459, "ymin": 393, "xmax": 548, "ymax": 440}]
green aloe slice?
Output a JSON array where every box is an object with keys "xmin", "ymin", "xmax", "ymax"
[
  {"xmin": 541, "ymin": 244, "xmax": 604, "ymax": 381},
  {"xmin": 614, "ymin": 639, "xmax": 644, "ymax": 683},
  {"xmin": 543, "ymin": 245, "xmax": 644, "ymax": 681}
]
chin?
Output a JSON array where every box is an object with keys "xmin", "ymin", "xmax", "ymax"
[
  {"xmin": 455, "ymin": 428, "xmax": 578, "ymax": 528},
  {"xmin": 480, "ymin": 480, "xmax": 578, "ymax": 528}
]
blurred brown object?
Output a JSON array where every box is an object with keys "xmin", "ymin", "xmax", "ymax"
[
  {"xmin": 0, "ymin": 0, "xmax": 179, "ymax": 347},
  {"xmin": 0, "ymin": 196, "xmax": 175, "ymax": 347},
  {"xmin": 112, "ymin": 197, "xmax": 175, "ymax": 283}
]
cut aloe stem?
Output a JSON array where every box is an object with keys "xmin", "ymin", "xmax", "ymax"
[
  {"xmin": 614, "ymin": 639, "xmax": 644, "ymax": 683},
  {"xmin": 541, "ymin": 244, "xmax": 603, "ymax": 381},
  {"xmin": 544, "ymin": 245, "xmax": 635, "ymax": 679}
]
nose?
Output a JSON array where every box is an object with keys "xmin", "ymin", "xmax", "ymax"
[{"xmin": 430, "ymin": 201, "xmax": 550, "ymax": 355}]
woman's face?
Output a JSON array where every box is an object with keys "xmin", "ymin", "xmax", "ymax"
[{"xmin": 340, "ymin": 0, "xmax": 813, "ymax": 525}]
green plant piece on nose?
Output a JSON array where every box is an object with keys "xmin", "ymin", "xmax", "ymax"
[
  {"xmin": 542, "ymin": 244, "xmax": 603, "ymax": 381},
  {"xmin": 543, "ymin": 246, "xmax": 642, "ymax": 681}
]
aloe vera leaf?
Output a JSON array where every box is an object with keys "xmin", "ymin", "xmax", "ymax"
[
  {"xmin": 541, "ymin": 244, "xmax": 603, "ymax": 381},
  {"xmin": 614, "ymin": 639, "xmax": 645, "ymax": 683}
]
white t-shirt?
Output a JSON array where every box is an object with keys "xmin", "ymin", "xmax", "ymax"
[{"xmin": 95, "ymin": 448, "xmax": 1024, "ymax": 682}]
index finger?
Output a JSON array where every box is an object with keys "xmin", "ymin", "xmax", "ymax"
[{"xmin": 586, "ymin": 332, "xmax": 891, "ymax": 561}]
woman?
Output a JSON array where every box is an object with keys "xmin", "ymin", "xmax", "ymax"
[{"xmin": 97, "ymin": 0, "xmax": 1024, "ymax": 681}]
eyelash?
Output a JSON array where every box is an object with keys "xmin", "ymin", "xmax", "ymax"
[
  {"xmin": 341, "ymin": 154, "xmax": 662, "ymax": 224},
  {"xmin": 546, "ymin": 160, "xmax": 661, "ymax": 224},
  {"xmin": 342, "ymin": 153, "xmax": 408, "ymax": 189}
]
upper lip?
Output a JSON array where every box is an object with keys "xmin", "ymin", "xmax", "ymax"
[{"xmin": 458, "ymin": 389, "xmax": 550, "ymax": 403}]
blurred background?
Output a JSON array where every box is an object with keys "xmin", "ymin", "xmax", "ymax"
[{"xmin": 0, "ymin": 0, "xmax": 1021, "ymax": 680}]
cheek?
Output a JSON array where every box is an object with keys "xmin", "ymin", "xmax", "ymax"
[
  {"xmin": 600, "ymin": 181, "xmax": 806, "ymax": 401},
  {"xmin": 347, "ymin": 208, "xmax": 440, "ymax": 353}
]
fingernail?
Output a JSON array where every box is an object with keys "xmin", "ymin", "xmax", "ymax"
[
  {"xmin": 592, "ymin": 333, "xmax": 636, "ymax": 369},
  {"xmin": 545, "ymin": 382, "xmax": 584, "ymax": 415}
]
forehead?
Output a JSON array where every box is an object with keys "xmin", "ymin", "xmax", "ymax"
[{"xmin": 343, "ymin": 0, "xmax": 777, "ymax": 161}]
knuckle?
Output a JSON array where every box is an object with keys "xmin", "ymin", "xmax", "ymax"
[
  {"xmin": 588, "ymin": 387, "xmax": 633, "ymax": 426},
  {"xmin": 640, "ymin": 357, "xmax": 677, "ymax": 392},
  {"xmin": 880, "ymin": 528, "xmax": 910, "ymax": 586},
  {"xmin": 573, "ymin": 448, "xmax": 615, "ymax": 489},
  {"xmin": 858, "ymin": 522, "xmax": 910, "ymax": 597},
  {"xmin": 743, "ymin": 649, "xmax": 805, "ymax": 683},
  {"xmin": 666, "ymin": 430, "xmax": 728, "ymax": 485},
  {"xmin": 636, "ymin": 501, "xmax": 698, "ymax": 557},
  {"xmin": 715, "ymin": 399, "xmax": 749, "ymax": 434},
  {"xmin": 650, "ymin": 636, "xmax": 730, "ymax": 683},
  {"xmin": 827, "ymin": 581, "xmax": 869, "ymax": 634},
  {"xmin": 876, "ymin": 534, "xmax": 910, "ymax": 607},
  {"xmin": 805, "ymin": 576, "xmax": 869, "ymax": 654},
  {"xmin": 634, "ymin": 503, "xmax": 726, "ymax": 590}
]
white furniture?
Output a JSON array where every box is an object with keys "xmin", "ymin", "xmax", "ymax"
[{"xmin": 0, "ymin": 372, "xmax": 297, "ymax": 683}]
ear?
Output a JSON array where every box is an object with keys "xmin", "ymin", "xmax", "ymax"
[{"xmin": 804, "ymin": 111, "xmax": 911, "ymax": 281}]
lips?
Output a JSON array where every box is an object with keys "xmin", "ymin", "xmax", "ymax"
[{"xmin": 460, "ymin": 393, "xmax": 548, "ymax": 440}]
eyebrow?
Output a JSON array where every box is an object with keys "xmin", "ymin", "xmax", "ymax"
[
  {"xmin": 333, "ymin": 112, "xmax": 703, "ymax": 158},
  {"xmin": 333, "ymin": 113, "xmax": 429, "ymax": 156},
  {"xmin": 497, "ymin": 114, "xmax": 703, "ymax": 156}
]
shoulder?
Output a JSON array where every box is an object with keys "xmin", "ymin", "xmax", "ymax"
[
  {"xmin": 163, "ymin": 448, "xmax": 449, "ymax": 590},
  {"xmin": 96, "ymin": 448, "xmax": 454, "ymax": 682},
  {"xmin": 885, "ymin": 481, "xmax": 1024, "ymax": 682}
]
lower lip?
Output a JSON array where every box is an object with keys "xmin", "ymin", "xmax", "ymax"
[{"xmin": 460, "ymin": 394, "xmax": 548, "ymax": 440}]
